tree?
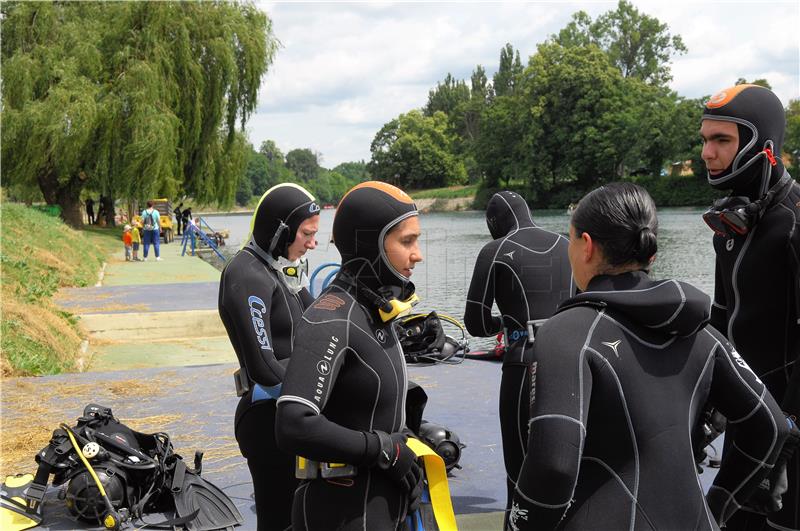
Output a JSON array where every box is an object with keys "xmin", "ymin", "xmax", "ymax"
[
  {"xmin": 285, "ymin": 148, "xmax": 320, "ymax": 182},
  {"xmin": 424, "ymin": 73, "xmax": 471, "ymax": 117},
  {"xmin": 735, "ymin": 77, "xmax": 772, "ymax": 89},
  {"xmin": 785, "ymin": 99, "xmax": 800, "ymax": 171},
  {"xmin": 1, "ymin": 1, "xmax": 276, "ymax": 227},
  {"xmin": 368, "ymin": 110, "xmax": 467, "ymax": 189},
  {"xmin": 332, "ymin": 161, "xmax": 370, "ymax": 182},
  {"xmin": 493, "ymin": 44, "xmax": 523, "ymax": 97},
  {"xmin": 552, "ymin": 0, "xmax": 686, "ymax": 85}
]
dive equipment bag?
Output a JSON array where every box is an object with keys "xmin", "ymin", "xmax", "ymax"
[{"xmin": 27, "ymin": 403, "xmax": 243, "ymax": 530}]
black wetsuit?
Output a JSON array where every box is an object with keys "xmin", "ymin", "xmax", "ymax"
[
  {"xmin": 276, "ymin": 279, "xmax": 411, "ymax": 531},
  {"xmin": 508, "ymin": 271, "xmax": 789, "ymax": 531},
  {"xmin": 218, "ymin": 248, "xmax": 313, "ymax": 531},
  {"xmin": 710, "ymin": 172, "xmax": 800, "ymax": 530},
  {"xmin": 464, "ymin": 191, "xmax": 574, "ymax": 520}
]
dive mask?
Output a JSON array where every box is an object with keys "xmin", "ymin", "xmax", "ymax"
[
  {"xmin": 702, "ymin": 173, "xmax": 792, "ymax": 238},
  {"xmin": 702, "ymin": 197, "xmax": 757, "ymax": 237}
]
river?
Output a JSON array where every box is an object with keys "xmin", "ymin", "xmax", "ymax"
[{"xmin": 200, "ymin": 208, "xmax": 715, "ymax": 349}]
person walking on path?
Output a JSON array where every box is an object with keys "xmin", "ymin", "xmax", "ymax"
[{"xmin": 141, "ymin": 200, "xmax": 162, "ymax": 261}]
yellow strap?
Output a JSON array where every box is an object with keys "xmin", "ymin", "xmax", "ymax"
[{"xmin": 406, "ymin": 438, "xmax": 458, "ymax": 531}]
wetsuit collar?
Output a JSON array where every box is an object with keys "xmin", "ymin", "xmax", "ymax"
[
  {"xmin": 245, "ymin": 236, "xmax": 309, "ymax": 294},
  {"xmin": 558, "ymin": 271, "xmax": 710, "ymax": 337}
]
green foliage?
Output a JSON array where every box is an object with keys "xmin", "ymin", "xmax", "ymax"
[
  {"xmin": 552, "ymin": 0, "xmax": 686, "ymax": 85},
  {"xmin": 784, "ymin": 99, "xmax": 800, "ymax": 171},
  {"xmin": 285, "ymin": 148, "xmax": 320, "ymax": 182},
  {"xmin": 332, "ymin": 161, "xmax": 370, "ymax": 182},
  {"xmin": 493, "ymin": 44, "xmax": 523, "ymax": 97},
  {"xmin": 0, "ymin": 203, "xmax": 118, "ymax": 375},
  {"xmin": 1, "ymin": 1, "xmax": 276, "ymax": 225},
  {"xmin": 368, "ymin": 110, "xmax": 467, "ymax": 189},
  {"xmin": 735, "ymin": 77, "xmax": 772, "ymax": 89},
  {"xmin": 626, "ymin": 174, "xmax": 723, "ymax": 207}
]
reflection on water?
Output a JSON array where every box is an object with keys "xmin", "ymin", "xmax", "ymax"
[{"xmin": 202, "ymin": 207, "xmax": 715, "ymax": 350}]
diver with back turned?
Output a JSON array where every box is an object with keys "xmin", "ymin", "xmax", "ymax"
[
  {"xmin": 276, "ymin": 181, "xmax": 425, "ymax": 530},
  {"xmin": 464, "ymin": 190, "xmax": 574, "ymax": 525},
  {"xmin": 217, "ymin": 183, "xmax": 320, "ymax": 531},
  {"xmin": 700, "ymin": 84, "xmax": 800, "ymax": 530},
  {"xmin": 509, "ymin": 182, "xmax": 789, "ymax": 531}
]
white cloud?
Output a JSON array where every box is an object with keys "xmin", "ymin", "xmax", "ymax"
[{"xmin": 249, "ymin": 1, "xmax": 800, "ymax": 167}]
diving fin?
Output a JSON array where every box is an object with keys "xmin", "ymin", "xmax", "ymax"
[
  {"xmin": 1, "ymin": 474, "xmax": 42, "ymax": 531},
  {"xmin": 171, "ymin": 459, "xmax": 243, "ymax": 531}
]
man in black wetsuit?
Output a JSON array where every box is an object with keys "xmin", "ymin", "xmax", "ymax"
[
  {"xmin": 218, "ymin": 183, "xmax": 320, "ymax": 531},
  {"xmin": 464, "ymin": 190, "xmax": 574, "ymax": 524},
  {"xmin": 276, "ymin": 181, "xmax": 425, "ymax": 531},
  {"xmin": 701, "ymin": 84, "xmax": 800, "ymax": 530},
  {"xmin": 509, "ymin": 182, "xmax": 789, "ymax": 531}
]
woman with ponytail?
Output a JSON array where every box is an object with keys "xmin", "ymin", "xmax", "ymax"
[{"xmin": 507, "ymin": 183, "xmax": 788, "ymax": 531}]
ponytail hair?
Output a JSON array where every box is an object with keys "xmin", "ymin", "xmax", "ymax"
[{"xmin": 572, "ymin": 182, "xmax": 658, "ymax": 269}]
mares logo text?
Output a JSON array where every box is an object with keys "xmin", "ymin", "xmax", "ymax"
[
  {"xmin": 315, "ymin": 335, "xmax": 339, "ymax": 403},
  {"xmin": 248, "ymin": 296, "xmax": 271, "ymax": 350}
]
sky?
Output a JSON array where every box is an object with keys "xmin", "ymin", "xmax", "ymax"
[{"xmin": 247, "ymin": 1, "xmax": 800, "ymax": 168}]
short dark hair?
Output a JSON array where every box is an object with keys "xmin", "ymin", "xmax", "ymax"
[
  {"xmin": 572, "ymin": 182, "xmax": 658, "ymax": 268},
  {"xmin": 146, "ymin": 200, "xmax": 154, "ymax": 208}
]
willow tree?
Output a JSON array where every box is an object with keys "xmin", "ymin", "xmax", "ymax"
[{"xmin": 1, "ymin": 1, "xmax": 276, "ymax": 227}]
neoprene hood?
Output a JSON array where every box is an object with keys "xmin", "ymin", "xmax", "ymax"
[
  {"xmin": 248, "ymin": 183, "xmax": 320, "ymax": 259},
  {"xmin": 333, "ymin": 181, "xmax": 418, "ymax": 297},
  {"xmin": 486, "ymin": 191, "xmax": 535, "ymax": 239},
  {"xmin": 702, "ymin": 84, "xmax": 786, "ymax": 195}
]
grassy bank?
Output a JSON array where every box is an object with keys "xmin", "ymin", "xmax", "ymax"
[
  {"xmin": 409, "ymin": 184, "xmax": 478, "ymax": 200},
  {"xmin": 1, "ymin": 203, "xmax": 119, "ymax": 376}
]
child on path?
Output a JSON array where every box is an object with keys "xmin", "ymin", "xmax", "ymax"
[
  {"xmin": 131, "ymin": 222, "xmax": 141, "ymax": 261},
  {"xmin": 122, "ymin": 225, "xmax": 133, "ymax": 261}
]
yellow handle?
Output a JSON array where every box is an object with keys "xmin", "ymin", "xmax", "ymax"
[{"xmin": 406, "ymin": 438, "xmax": 458, "ymax": 531}]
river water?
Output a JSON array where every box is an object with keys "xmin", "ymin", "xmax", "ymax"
[{"xmin": 201, "ymin": 208, "xmax": 715, "ymax": 349}]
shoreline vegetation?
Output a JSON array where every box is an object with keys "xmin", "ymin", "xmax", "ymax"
[{"xmin": 1, "ymin": 174, "xmax": 719, "ymax": 377}]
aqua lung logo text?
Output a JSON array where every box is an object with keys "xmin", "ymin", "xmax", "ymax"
[
  {"xmin": 248, "ymin": 296, "xmax": 271, "ymax": 350},
  {"xmin": 315, "ymin": 335, "xmax": 339, "ymax": 403}
]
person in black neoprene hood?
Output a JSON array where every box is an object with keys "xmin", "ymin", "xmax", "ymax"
[
  {"xmin": 464, "ymin": 190, "xmax": 574, "ymax": 526},
  {"xmin": 218, "ymin": 183, "xmax": 320, "ymax": 531},
  {"xmin": 276, "ymin": 181, "xmax": 426, "ymax": 530},
  {"xmin": 507, "ymin": 182, "xmax": 789, "ymax": 531},
  {"xmin": 700, "ymin": 84, "xmax": 800, "ymax": 530}
]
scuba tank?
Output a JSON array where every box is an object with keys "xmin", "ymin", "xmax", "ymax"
[{"xmin": 27, "ymin": 404, "xmax": 242, "ymax": 530}]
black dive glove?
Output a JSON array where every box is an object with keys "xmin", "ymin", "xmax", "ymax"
[
  {"xmin": 744, "ymin": 416, "xmax": 800, "ymax": 513},
  {"xmin": 373, "ymin": 431, "xmax": 424, "ymax": 513}
]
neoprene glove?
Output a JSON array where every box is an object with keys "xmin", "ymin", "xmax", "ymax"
[{"xmin": 373, "ymin": 431, "xmax": 424, "ymax": 513}]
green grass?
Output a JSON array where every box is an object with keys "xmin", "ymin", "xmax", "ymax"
[
  {"xmin": 409, "ymin": 184, "xmax": 478, "ymax": 200},
  {"xmin": 1, "ymin": 203, "xmax": 119, "ymax": 376}
]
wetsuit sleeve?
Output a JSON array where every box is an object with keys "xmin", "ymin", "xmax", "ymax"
[
  {"xmin": 709, "ymin": 259, "xmax": 729, "ymax": 337},
  {"xmin": 298, "ymin": 286, "xmax": 314, "ymax": 307},
  {"xmin": 705, "ymin": 328, "xmax": 789, "ymax": 526},
  {"xmin": 783, "ymin": 224, "xmax": 800, "ymax": 416},
  {"xmin": 509, "ymin": 312, "xmax": 592, "ymax": 531},
  {"xmin": 219, "ymin": 263, "xmax": 285, "ymax": 387},
  {"xmin": 464, "ymin": 242, "xmax": 503, "ymax": 336},
  {"xmin": 276, "ymin": 316, "xmax": 380, "ymax": 467}
]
